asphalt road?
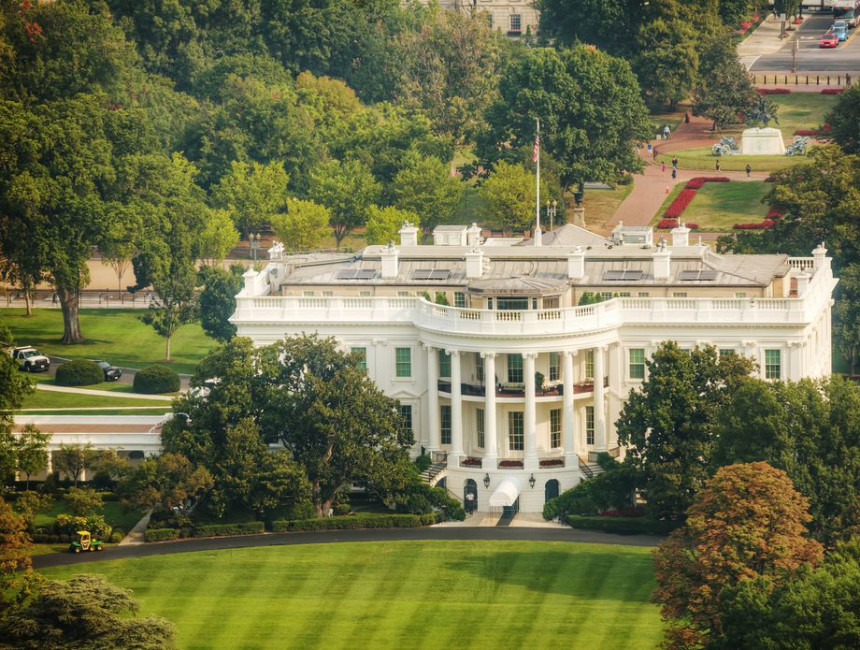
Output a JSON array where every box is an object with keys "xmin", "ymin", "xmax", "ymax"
[
  {"xmin": 32, "ymin": 527, "xmax": 661, "ymax": 570},
  {"xmin": 39, "ymin": 357, "xmax": 192, "ymax": 390},
  {"xmin": 752, "ymin": 12, "xmax": 860, "ymax": 72}
]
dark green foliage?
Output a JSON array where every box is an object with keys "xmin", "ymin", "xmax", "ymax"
[
  {"xmin": 144, "ymin": 527, "xmax": 180, "ymax": 543},
  {"xmin": 827, "ymin": 83, "xmax": 860, "ymax": 154},
  {"xmin": 566, "ymin": 515, "xmax": 679, "ymax": 535},
  {"xmin": 54, "ymin": 514, "xmax": 111, "ymax": 540},
  {"xmin": 133, "ymin": 365, "xmax": 180, "ymax": 394},
  {"xmin": 414, "ymin": 454, "xmax": 432, "ymax": 473},
  {"xmin": 269, "ymin": 513, "xmax": 437, "ymax": 533},
  {"xmin": 54, "ymin": 360, "xmax": 103, "ymax": 387},
  {"xmin": 543, "ymin": 460, "xmax": 636, "ymax": 520},
  {"xmin": 191, "ymin": 521, "xmax": 265, "ymax": 538},
  {"xmin": 198, "ymin": 265, "xmax": 243, "ymax": 342},
  {"xmin": 391, "ymin": 482, "xmax": 466, "ymax": 521}
]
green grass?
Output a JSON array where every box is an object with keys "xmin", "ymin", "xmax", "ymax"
[
  {"xmin": 0, "ymin": 309, "xmax": 215, "ymax": 375},
  {"xmin": 584, "ymin": 184, "xmax": 635, "ymax": 234},
  {"xmin": 771, "ymin": 93, "xmax": 838, "ymax": 137},
  {"xmin": 19, "ymin": 388, "xmax": 173, "ymax": 412},
  {"xmin": 657, "ymin": 146, "xmax": 810, "ymax": 172},
  {"xmin": 652, "ymin": 182, "xmax": 772, "ymax": 232},
  {"xmin": 32, "ymin": 496, "xmax": 142, "ymax": 534},
  {"xmin": 41, "ymin": 541, "xmax": 663, "ymax": 649}
]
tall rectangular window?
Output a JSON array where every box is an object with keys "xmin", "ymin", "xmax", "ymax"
[
  {"xmin": 550, "ymin": 409, "xmax": 561, "ymax": 448},
  {"xmin": 395, "ymin": 347, "xmax": 411, "ymax": 378},
  {"xmin": 476, "ymin": 408, "xmax": 485, "ymax": 448},
  {"xmin": 398, "ymin": 405, "xmax": 413, "ymax": 435},
  {"xmin": 438, "ymin": 350, "xmax": 451, "ymax": 378},
  {"xmin": 350, "ymin": 347, "xmax": 367, "ymax": 371},
  {"xmin": 454, "ymin": 292, "xmax": 466, "ymax": 308},
  {"xmin": 719, "ymin": 348, "xmax": 735, "ymax": 358},
  {"xmin": 507, "ymin": 353, "xmax": 523, "ymax": 384},
  {"xmin": 549, "ymin": 352, "xmax": 560, "ymax": 382},
  {"xmin": 765, "ymin": 349, "xmax": 781, "ymax": 380},
  {"xmin": 510, "ymin": 14, "xmax": 521, "ymax": 32},
  {"xmin": 508, "ymin": 411, "xmax": 524, "ymax": 450},
  {"xmin": 585, "ymin": 349, "xmax": 594, "ymax": 380},
  {"xmin": 585, "ymin": 406, "xmax": 595, "ymax": 445},
  {"xmin": 629, "ymin": 348, "xmax": 645, "ymax": 380},
  {"xmin": 441, "ymin": 405, "xmax": 452, "ymax": 445},
  {"xmin": 476, "ymin": 354, "xmax": 484, "ymax": 383}
]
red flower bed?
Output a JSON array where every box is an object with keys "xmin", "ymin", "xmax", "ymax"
[
  {"xmin": 498, "ymin": 460, "xmax": 523, "ymax": 468},
  {"xmin": 460, "ymin": 457, "xmax": 482, "ymax": 467},
  {"xmin": 821, "ymin": 88, "xmax": 844, "ymax": 95},
  {"xmin": 734, "ymin": 219, "xmax": 775, "ymax": 230},
  {"xmin": 658, "ymin": 218, "xmax": 678, "ymax": 229},
  {"xmin": 686, "ymin": 222, "xmax": 700, "ymax": 230},
  {"xmin": 685, "ymin": 176, "xmax": 730, "ymax": 190},
  {"xmin": 664, "ymin": 189, "xmax": 697, "ymax": 218},
  {"xmin": 757, "ymin": 88, "xmax": 790, "ymax": 94},
  {"xmin": 539, "ymin": 458, "xmax": 565, "ymax": 468},
  {"xmin": 766, "ymin": 207, "xmax": 783, "ymax": 220},
  {"xmin": 794, "ymin": 129, "xmax": 822, "ymax": 136}
]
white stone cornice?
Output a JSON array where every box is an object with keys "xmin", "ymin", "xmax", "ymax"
[{"xmin": 480, "ymin": 351, "xmax": 496, "ymax": 359}]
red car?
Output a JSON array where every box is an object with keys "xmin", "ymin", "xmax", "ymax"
[{"xmin": 820, "ymin": 32, "xmax": 839, "ymax": 48}]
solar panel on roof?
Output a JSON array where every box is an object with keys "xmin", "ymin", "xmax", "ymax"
[
  {"xmin": 429, "ymin": 270, "xmax": 450, "ymax": 280},
  {"xmin": 355, "ymin": 269, "xmax": 376, "ymax": 280},
  {"xmin": 412, "ymin": 269, "xmax": 433, "ymax": 280},
  {"xmin": 603, "ymin": 269, "xmax": 643, "ymax": 281},
  {"xmin": 336, "ymin": 269, "xmax": 358, "ymax": 280},
  {"xmin": 679, "ymin": 270, "xmax": 717, "ymax": 281}
]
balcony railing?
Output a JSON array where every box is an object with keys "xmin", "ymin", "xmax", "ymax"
[{"xmin": 437, "ymin": 379, "xmax": 607, "ymax": 397}]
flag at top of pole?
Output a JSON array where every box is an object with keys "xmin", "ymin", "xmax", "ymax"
[
  {"xmin": 532, "ymin": 132, "xmax": 540, "ymax": 163},
  {"xmin": 534, "ymin": 118, "xmax": 542, "ymax": 246}
]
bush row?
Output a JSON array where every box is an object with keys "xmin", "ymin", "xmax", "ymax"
[
  {"xmin": 191, "ymin": 521, "xmax": 266, "ymax": 538},
  {"xmin": 757, "ymin": 88, "xmax": 790, "ymax": 95},
  {"xmin": 566, "ymin": 515, "xmax": 680, "ymax": 535},
  {"xmin": 269, "ymin": 513, "xmax": 437, "ymax": 533},
  {"xmin": 144, "ymin": 528, "xmax": 180, "ymax": 542},
  {"xmin": 684, "ymin": 176, "xmax": 730, "ymax": 190},
  {"xmin": 821, "ymin": 88, "xmax": 844, "ymax": 95},
  {"xmin": 733, "ymin": 219, "xmax": 775, "ymax": 230}
]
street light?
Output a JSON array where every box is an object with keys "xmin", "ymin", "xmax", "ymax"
[
  {"xmin": 483, "ymin": 473, "xmax": 491, "ymax": 488},
  {"xmin": 249, "ymin": 233, "xmax": 261, "ymax": 264},
  {"xmin": 546, "ymin": 199, "xmax": 558, "ymax": 231}
]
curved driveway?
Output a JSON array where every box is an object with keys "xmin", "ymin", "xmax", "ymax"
[{"xmin": 33, "ymin": 526, "xmax": 661, "ymax": 570}]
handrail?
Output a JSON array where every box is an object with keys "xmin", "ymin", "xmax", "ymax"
[{"xmin": 578, "ymin": 458, "xmax": 594, "ymax": 479}]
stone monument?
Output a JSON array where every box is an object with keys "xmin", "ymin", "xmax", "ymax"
[{"xmin": 741, "ymin": 96, "xmax": 785, "ymax": 156}]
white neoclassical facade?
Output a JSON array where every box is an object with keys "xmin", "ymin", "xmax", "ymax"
[{"xmin": 231, "ymin": 222, "xmax": 837, "ymax": 514}]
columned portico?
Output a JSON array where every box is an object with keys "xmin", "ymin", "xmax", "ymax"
[
  {"xmin": 448, "ymin": 349, "xmax": 463, "ymax": 466},
  {"xmin": 562, "ymin": 350, "xmax": 577, "ymax": 464},
  {"xmin": 594, "ymin": 345, "xmax": 606, "ymax": 450},
  {"xmin": 482, "ymin": 352, "xmax": 498, "ymax": 465},
  {"xmin": 524, "ymin": 352, "xmax": 538, "ymax": 470},
  {"xmin": 426, "ymin": 345, "xmax": 440, "ymax": 451}
]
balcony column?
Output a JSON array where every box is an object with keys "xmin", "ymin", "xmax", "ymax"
[
  {"xmin": 524, "ymin": 352, "xmax": 538, "ymax": 470},
  {"xmin": 594, "ymin": 345, "xmax": 607, "ymax": 451},
  {"xmin": 482, "ymin": 352, "xmax": 498, "ymax": 466},
  {"xmin": 562, "ymin": 350, "xmax": 577, "ymax": 464},
  {"xmin": 426, "ymin": 345, "xmax": 440, "ymax": 452},
  {"xmin": 448, "ymin": 350, "xmax": 463, "ymax": 467}
]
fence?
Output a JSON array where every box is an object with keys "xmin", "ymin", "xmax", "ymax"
[
  {"xmin": 0, "ymin": 289, "xmax": 158, "ymax": 309},
  {"xmin": 750, "ymin": 73, "xmax": 853, "ymax": 87}
]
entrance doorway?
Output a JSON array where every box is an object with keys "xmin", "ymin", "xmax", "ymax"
[
  {"xmin": 545, "ymin": 479, "xmax": 560, "ymax": 502},
  {"xmin": 464, "ymin": 479, "xmax": 477, "ymax": 514}
]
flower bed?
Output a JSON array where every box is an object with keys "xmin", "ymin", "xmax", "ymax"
[
  {"xmin": 663, "ymin": 189, "xmax": 697, "ymax": 218},
  {"xmin": 539, "ymin": 458, "xmax": 565, "ymax": 468},
  {"xmin": 685, "ymin": 176, "xmax": 730, "ymax": 190},
  {"xmin": 733, "ymin": 219, "xmax": 775, "ymax": 230},
  {"xmin": 765, "ymin": 207, "xmax": 783, "ymax": 220},
  {"xmin": 657, "ymin": 219, "xmax": 699, "ymax": 230},
  {"xmin": 498, "ymin": 459, "xmax": 524, "ymax": 468},
  {"xmin": 460, "ymin": 457, "xmax": 482, "ymax": 467},
  {"xmin": 821, "ymin": 88, "xmax": 844, "ymax": 95},
  {"xmin": 757, "ymin": 88, "xmax": 790, "ymax": 95}
]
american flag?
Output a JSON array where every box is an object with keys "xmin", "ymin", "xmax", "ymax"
[{"xmin": 532, "ymin": 133, "xmax": 540, "ymax": 163}]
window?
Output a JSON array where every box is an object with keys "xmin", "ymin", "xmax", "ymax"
[
  {"xmin": 549, "ymin": 352, "xmax": 560, "ymax": 382},
  {"xmin": 507, "ymin": 354, "xmax": 523, "ymax": 383},
  {"xmin": 303, "ymin": 291, "xmax": 314, "ymax": 297},
  {"xmin": 585, "ymin": 406, "xmax": 595, "ymax": 445},
  {"xmin": 359, "ymin": 291, "xmax": 372, "ymax": 297},
  {"xmin": 735, "ymin": 293, "xmax": 747, "ymax": 298},
  {"xmin": 600, "ymin": 292, "xmax": 613, "ymax": 301},
  {"xmin": 350, "ymin": 347, "xmax": 367, "ymax": 371},
  {"xmin": 322, "ymin": 291, "xmax": 333, "ymax": 297},
  {"xmin": 476, "ymin": 354, "xmax": 484, "ymax": 383},
  {"xmin": 508, "ymin": 411, "xmax": 524, "ymax": 450},
  {"xmin": 765, "ymin": 349, "xmax": 781, "ymax": 379},
  {"xmin": 476, "ymin": 408, "xmax": 485, "ymax": 448},
  {"xmin": 397, "ymin": 291, "xmax": 411, "ymax": 297},
  {"xmin": 398, "ymin": 405, "xmax": 413, "ymax": 435},
  {"xmin": 543, "ymin": 296, "xmax": 559, "ymax": 309},
  {"xmin": 510, "ymin": 14, "xmax": 521, "ymax": 32},
  {"xmin": 498, "ymin": 296, "xmax": 529, "ymax": 310},
  {"xmin": 719, "ymin": 348, "xmax": 735, "ymax": 358},
  {"xmin": 438, "ymin": 350, "xmax": 451, "ymax": 378},
  {"xmin": 638, "ymin": 292, "xmax": 650, "ymax": 297},
  {"xmin": 672, "ymin": 292, "xmax": 688, "ymax": 298},
  {"xmin": 454, "ymin": 292, "xmax": 466, "ymax": 308},
  {"xmin": 395, "ymin": 347, "xmax": 411, "ymax": 378},
  {"xmin": 629, "ymin": 348, "xmax": 645, "ymax": 380},
  {"xmin": 585, "ymin": 349, "xmax": 594, "ymax": 380},
  {"xmin": 441, "ymin": 405, "xmax": 452, "ymax": 445},
  {"xmin": 550, "ymin": 409, "xmax": 561, "ymax": 448}
]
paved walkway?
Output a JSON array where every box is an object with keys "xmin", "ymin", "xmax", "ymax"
[
  {"xmin": 34, "ymin": 383, "xmax": 174, "ymax": 400},
  {"xmin": 118, "ymin": 509, "xmax": 153, "ymax": 546},
  {"xmin": 439, "ymin": 511, "xmax": 568, "ymax": 529}
]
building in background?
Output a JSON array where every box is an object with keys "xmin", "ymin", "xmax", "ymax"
[{"xmin": 425, "ymin": 0, "xmax": 540, "ymax": 39}]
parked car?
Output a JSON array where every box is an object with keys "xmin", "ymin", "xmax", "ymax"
[
  {"xmin": 820, "ymin": 32, "xmax": 840, "ymax": 47},
  {"xmin": 91, "ymin": 359, "xmax": 122, "ymax": 381},
  {"xmin": 833, "ymin": 20, "xmax": 849, "ymax": 41},
  {"xmin": 10, "ymin": 346, "xmax": 50, "ymax": 372}
]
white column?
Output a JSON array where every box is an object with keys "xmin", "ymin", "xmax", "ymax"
[
  {"xmin": 427, "ymin": 345, "xmax": 440, "ymax": 452},
  {"xmin": 594, "ymin": 346, "xmax": 606, "ymax": 451},
  {"xmin": 524, "ymin": 352, "xmax": 538, "ymax": 470},
  {"xmin": 448, "ymin": 350, "xmax": 463, "ymax": 466},
  {"xmin": 483, "ymin": 352, "xmax": 498, "ymax": 466},
  {"xmin": 607, "ymin": 343, "xmax": 622, "ymax": 451},
  {"xmin": 562, "ymin": 350, "xmax": 577, "ymax": 465}
]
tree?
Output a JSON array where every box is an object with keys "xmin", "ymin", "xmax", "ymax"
[
  {"xmin": 0, "ymin": 428, "xmax": 17, "ymax": 486},
  {"xmin": 118, "ymin": 452, "xmax": 213, "ymax": 515},
  {"xmin": 197, "ymin": 265, "xmax": 244, "ymax": 342},
  {"xmin": 0, "ymin": 497, "xmax": 33, "ymax": 616},
  {"xmin": 652, "ymin": 462, "xmax": 823, "ymax": 648},
  {"xmin": 364, "ymin": 205, "xmax": 420, "ymax": 246},
  {"xmin": 834, "ymin": 265, "xmax": 860, "ymax": 376},
  {"xmin": 388, "ymin": 150, "xmax": 463, "ymax": 231},
  {"xmin": 693, "ymin": 30, "xmax": 758, "ymax": 130},
  {"xmin": 634, "ymin": 18, "xmax": 699, "ymax": 110},
  {"xmin": 826, "ymin": 82, "xmax": 860, "ymax": 155},
  {"xmin": 480, "ymin": 46, "xmax": 651, "ymax": 192},
  {"xmin": 0, "ymin": 325, "xmax": 34, "ymax": 460},
  {"xmin": 0, "ymin": 574, "xmax": 176, "ymax": 649},
  {"xmin": 15, "ymin": 424, "xmax": 49, "ymax": 490},
  {"xmin": 477, "ymin": 161, "xmax": 545, "ymax": 235},
  {"xmin": 64, "ymin": 487, "xmax": 104, "ymax": 517},
  {"xmin": 211, "ymin": 160, "xmax": 290, "ymax": 239},
  {"xmin": 270, "ymin": 198, "xmax": 331, "ymax": 252},
  {"xmin": 198, "ymin": 208, "xmax": 239, "ymax": 267},
  {"xmin": 53, "ymin": 443, "xmax": 99, "ymax": 487},
  {"xmin": 308, "ymin": 158, "xmax": 381, "ymax": 247},
  {"xmin": 616, "ymin": 342, "xmax": 755, "ymax": 520}
]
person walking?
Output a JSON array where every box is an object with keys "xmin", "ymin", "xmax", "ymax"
[
  {"xmin": 684, "ymin": 111, "xmax": 690, "ymax": 124},
  {"xmin": 661, "ymin": 160, "xmax": 666, "ymax": 173},
  {"xmin": 465, "ymin": 491, "xmax": 475, "ymax": 515},
  {"xmin": 647, "ymin": 142, "xmax": 653, "ymax": 159},
  {"xmin": 663, "ymin": 124, "xmax": 670, "ymax": 139},
  {"xmin": 672, "ymin": 155, "xmax": 678, "ymax": 170},
  {"xmin": 671, "ymin": 167, "xmax": 677, "ymax": 180},
  {"xmin": 745, "ymin": 163, "xmax": 752, "ymax": 178},
  {"xmin": 715, "ymin": 160, "xmax": 721, "ymax": 172}
]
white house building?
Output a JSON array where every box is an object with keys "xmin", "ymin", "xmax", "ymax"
[{"xmin": 230, "ymin": 222, "xmax": 837, "ymax": 514}]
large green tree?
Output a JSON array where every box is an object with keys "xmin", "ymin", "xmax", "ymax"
[
  {"xmin": 693, "ymin": 30, "xmax": 758, "ymax": 130},
  {"xmin": 634, "ymin": 18, "xmax": 699, "ymax": 110},
  {"xmin": 211, "ymin": 160, "xmax": 290, "ymax": 239},
  {"xmin": 616, "ymin": 342, "xmax": 755, "ymax": 520},
  {"xmin": 388, "ymin": 150, "xmax": 463, "ymax": 231},
  {"xmin": 834, "ymin": 264, "xmax": 860, "ymax": 376},
  {"xmin": 478, "ymin": 160, "xmax": 548, "ymax": 235},
  {"xmin": 826, "ymin": 82, "xmax": 860, "ymax": 155},
  {"xmin": 197, "ymin": 265, "xmax": 244, "ymax": 343},
  {"xmin": 308, "ymin": 158, "xmax": 380, "ymax": 247}
]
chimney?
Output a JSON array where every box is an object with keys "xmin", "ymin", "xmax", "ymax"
[
  {"xmin": 466, "ymin": 246, "xmax": 484, "ymax": 279},
  {"xmin": 653, "ymin": 240, "xmax": 671, "ymax": 280},
  {"xmin": 796, "ymin": 271, "xmax": 810, "ymax": 296},
  {"xmin": 399, "ymin": 221, "xmax": 418, "ymax": 247},
  {"xmin": 242, "ymin": 268, "xmax": 259, "ymax": 294},
  {"xmin": 466, "ymin": 223, "xmax": 482, "ymax": 247},
  {"xmin": 812, "ymin": 242, "xmax": 828, "ymax": 271},
  {"xmin": 568, "ymin": 246, "xmax": 585, "ymax": 280},
  {"xmin": 380, "ymin": 242, "xmax": 399, "ymax": 279},
  {"xmin": 671, "ymin": 222, "xmax": 690, "ymax": 247}
]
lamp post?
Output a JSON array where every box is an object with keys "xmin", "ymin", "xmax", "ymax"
[
  {"xmin": 249, "ymin": 233, "xmax": 261, "ymax": 264},
  {"xmin": 528, "ymin": 473, "xmax": 536, "ymax": 489},
  {"xmin": 546, "ymin": 200, "xmax": 558, "ymax": 232},
  {"xmin": 483, "ymin": 473, "xmax": 491, "ymax": 488}
]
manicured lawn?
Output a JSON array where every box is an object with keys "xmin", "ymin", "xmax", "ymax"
[
  {"xmin": 651, "ymin": 182, "xmax": 772, "ymax": 233},
  {"xmin": 0, "ymin": 309, "xmax": 215, "ymax": 375},
  {"xmin": 19, "ymin": 387, "xmax": 173, "ymax": 412},
  {"xmin": 582, "ymin": 184, "xmax": 634, "ymax": 234},
  {"xmin": 771, "ymin": 92, "xmax": 838, "ymax": 137},
  {"xmin": 33, "ymin": 496, "xmax": 142, "ymax": 534},
  {"xmin": 41, "ymin": 541, "xmax": 663, "ymax": 649},
  {"xmin": 657, "ymin": 146, "xmax": 810, "ymax": 172}
]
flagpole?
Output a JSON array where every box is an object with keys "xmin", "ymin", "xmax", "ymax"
[{"xmin": 535, "ymin": 117, "xmax": 542, "ymax": 246}]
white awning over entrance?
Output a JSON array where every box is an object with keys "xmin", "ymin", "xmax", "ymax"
[{"xmin": 488, "ymin": 478, "xmax": 522, "ymax": 507}]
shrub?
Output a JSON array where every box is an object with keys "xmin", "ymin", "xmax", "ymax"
[
  {"xmin": 733, "ymin": 220, "xmax": 775, "ymax": 229},
  {"xmin": 756, "ymin": 88, "xmax": 790, "ymax": 95},
  {"xmin": 55, "ymin": 514, "xmax": 111, "ymax": 540},
  {"xmin": 55, "ymin": 359, "xmax": 103, "ymax": 387},
  {"xmin": 133, "ymin": 365, "xmax": 180, "ymax": 394},
  {"xmin": 144, "ymin": 527, "xmax": 180, "ymax": 542},
  {"xmin": 821, "ymin": 88, "xmax": 844, "ymax": 95},
  {"xmin": 65, "ymin": 487, "xmax": 104, "ymax": 516},
  {"xmin": 191, "ymin": 521, "xmax": 265, "ymax": 537},
  {"xmin": 269, "ymin": 513, "xmax": 437, "ymax": 533},
  {"xmin": 566, "ymin": 515, "xmax": 680, "ymax": 535},
  {"xmin": 414, "ymin": 454, "xmax": 432, "ymax": 473},
  {"xmin": 664, "ymin": 189, "xmax": 697, "ymax": 218},
  {"xmin": 109, "ymin": 531, "xmax": 124, "ymax": 543}
]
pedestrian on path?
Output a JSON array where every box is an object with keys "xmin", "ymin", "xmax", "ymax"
[
  {"xmin": 745, "ymin": 163, "xmax": 752, "ymax": 178},
  {"xmin": 661, "ymin": 161, "xmax": 666, "ymax": 173},
  {"xmin": 671, "ymin": 168, "xmax": 677, "ymax": 180},
  {"xmin": 647, "ymin": 142, "xmax": 652, "ymax": 158},
  {"xmin": 715, "ymin": 160, "xmax": 721, "ymax": 172},
  {"xmin": 684, "ymin": 112, "xmax": 690, "ymax": 124},
  {"xmin": 672, "ymin": 156, "xmax": 678, "ymax": 170},
  {"xmin": 663, "ymin": 125, "xmax": 670, "ymax": 139}
]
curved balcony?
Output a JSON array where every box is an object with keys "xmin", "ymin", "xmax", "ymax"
[{"xmin": 437, "ymin": 378, "xmax": 607, "ymax": 399}]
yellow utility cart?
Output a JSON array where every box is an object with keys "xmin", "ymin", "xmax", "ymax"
[{"xmin": 69, "ymin": 530, "xmax": 104, "ymax": 553}]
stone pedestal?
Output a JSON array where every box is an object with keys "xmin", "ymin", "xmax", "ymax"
[
  {"xmin": 741, "ymin": 127, "xmax": 785, "ymax": 156},
  {"xmin": 572, "ymin": 206, "xmax": 586, "ymax": 228}
]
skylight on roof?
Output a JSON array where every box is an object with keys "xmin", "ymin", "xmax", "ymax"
[{"xmin": 602, "ymin": 269, "xmax": 643, "ymax": 281}]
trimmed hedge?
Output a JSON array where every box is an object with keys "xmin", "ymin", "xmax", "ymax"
[
  {"xmin": 566, "ymin": 515, "xmax": 680, "ymax": 535},
  {"xmin": 191, "ymin": 521, "xmax": 265, "ymax": 538},
  {"xmin": 55, "ymin": 359, "xmax": 103, "ymax": 387},
  {"xmin": 144, "ymin": 528, "xmax": 180, "ymax": 542},
  {"xmin": 269, "ymin": 513, "xmax": 437, "ymax": 533},
  {"xmin": 133, "ymin": 365, "xmax": 180, "ymax": 394}
]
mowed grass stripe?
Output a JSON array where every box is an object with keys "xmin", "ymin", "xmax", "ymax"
[{"xmin": 40, "ymin": 541, "xmax": 662, "ymax": 649}]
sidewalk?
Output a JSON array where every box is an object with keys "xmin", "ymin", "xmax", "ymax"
[
  {"xmin": 435, "ymin": 511, "xmax": 568, "ymax": 528},
  {"xmin": 34, "ymin": 383, "xmax": 174, "ymax": 400},
  {"xmin": 738, "ymin": 13, "xmax": 791, "ymax": 68}
]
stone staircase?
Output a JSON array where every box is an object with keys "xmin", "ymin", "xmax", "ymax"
[
  {"xmin": 578, "ymin": 458, "xmax": 605, "ymax": 480},
  {"xmin": 420, "ymin": 462, "xmax": 448, "ymax": 486}
]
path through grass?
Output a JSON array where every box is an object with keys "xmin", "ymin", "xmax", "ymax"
[
  {"xmin": 41, "ymin": 541, "xmax": 663, "ymax": 650},
  {"xmin": 657, "ymin": 146, "xmax": 810, "ymax": 172}
]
